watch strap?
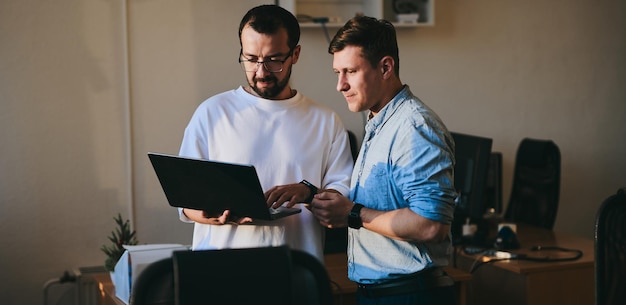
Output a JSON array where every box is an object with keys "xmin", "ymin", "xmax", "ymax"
[
  {"xmin": 299, "ymin": 180, "xmax": 318, "ymax": 203},
  {"xmin": 348, "ymin": 203, "xmax": 364, "ymax": 229}
]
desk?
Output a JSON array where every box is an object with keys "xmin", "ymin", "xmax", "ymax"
[
  {"xmin": 91, "ymin": 273, "xmax": 120, "ymax": 305},
  {"xmin": 321, "ymin": 253, "xmax": 471, "ymax": 305},
  {"xmin": 92, "ymin": 253, "xmax": 471, "ymax": 305},
  {"xmin": 324, "ymin": 253, "xmax": 357, "ymax": 305},
  {"xmin": 454, "ymin": 225, "xmax": 594, "ymax": 305}
]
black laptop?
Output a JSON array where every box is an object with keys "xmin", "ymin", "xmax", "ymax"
[{"xmin": 147, "ymin": 152, "xmax": 301, "ymax": 221}]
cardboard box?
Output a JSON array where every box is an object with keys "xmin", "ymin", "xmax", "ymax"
[{"xmin": 112, "ymin": 244, "xmax": 188, "ymax": 304}]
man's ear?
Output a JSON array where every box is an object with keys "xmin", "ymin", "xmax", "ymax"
[
  {"xmin": 291, "ymin": 45, "xmax": 302, "ymax": 64},
  {"xmin": 380, "ymin": 56, "xmax": 395, "ymax": 78}
]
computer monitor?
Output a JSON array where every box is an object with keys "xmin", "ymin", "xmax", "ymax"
[
  {"xmin": 450, "ymin": 132, "xmax": 493, "ymax": 241},
  {"xmin": 483, "ymin": 152, "xmax": 503, "ymax": 215}
]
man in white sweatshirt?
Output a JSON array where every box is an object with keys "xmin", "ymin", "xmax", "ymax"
[{"xmin": 177, "ymin": 4, "xmax": 354, "ymax": 261}]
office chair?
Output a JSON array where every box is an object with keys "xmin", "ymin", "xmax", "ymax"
[
  {"xmin": 291, "ymin": 249, "xmax": 335, "ymax": 305},
  {"xmin": 595, "ymin": 188, "xmax": 626, "ymax": 305},
  {"xmin": 172, "ymin": 246, "xmax": 333, "ymax": 305},
  {"xmin": 504, "ymin": 138, "xmax": 560, "ymax": 229},
  {"xmin": 173, "ymin": 246, "xmax": 293, "ymax": 305},
  {"xmin": 130, "ymin": 246, "xmax": 333, "ymax": 305},
  {"xmin": 130, "ymin": 257, "xmax": 175, "ymax": 305}
]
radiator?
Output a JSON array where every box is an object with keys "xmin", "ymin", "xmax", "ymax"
[{"xmin": 43, "ymin": 266, "xmax": 106, "ymax": 305}]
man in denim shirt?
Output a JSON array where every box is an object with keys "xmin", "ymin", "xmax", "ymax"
[{"xmin": 310, "ymin": 16, "xmax": 457, "ymax": 304}]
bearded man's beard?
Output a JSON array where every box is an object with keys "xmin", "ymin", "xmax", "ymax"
[{"xmin": 251, "ymin": 67, "xmax": 292, "ymax": 99}]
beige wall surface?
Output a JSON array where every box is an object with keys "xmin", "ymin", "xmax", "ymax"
[{"xmin": 1, "ymin": 0, "xmax": 624, "ymax": 304}]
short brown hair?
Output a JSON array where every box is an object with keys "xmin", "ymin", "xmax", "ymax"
[{"xmin": 328, "ymin": 16, "xmax": 400, "ymax": 75}]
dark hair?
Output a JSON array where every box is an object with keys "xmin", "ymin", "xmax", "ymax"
[
  {"xmin": 238, "ymin": 5, "xmax": 300, "ymax": 51},
  {"xmin": 328, "ymin": 16, "xmax": 400, "ymax": 75}
]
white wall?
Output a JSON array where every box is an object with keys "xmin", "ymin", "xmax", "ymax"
[
  {"xmin": 1, "ymin": 0, "xmax": 130, "ymax": 303},
  {"xmin": 1, "ymin": 0, "xmax": 624, "ymax": 304}
]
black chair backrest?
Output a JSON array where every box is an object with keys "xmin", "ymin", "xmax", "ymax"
[
  {"xmin": 505, "ymin": 138, "xmax": 560, "ymax": 229},
  {"xmin": 130, "ymin": 257, "xmax": 174, "ymax": 305},
  {"xmin": 595, "ymin": 188, "xmax": 626, "ymax": 305},
  {"xmin": 291, "ymin": 249, "xmax": 334, "ymax": 305},
  {"xmin": 173, "ymin": 246, "xmax": 293, "ymax": 305},
  {"xmin": 130, "ymin": 246, "xmax": 334, "ymax": 305}
]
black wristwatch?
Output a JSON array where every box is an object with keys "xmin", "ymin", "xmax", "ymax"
[
  {"xmin": 348, "ymin": 203, "xmax": 364, "ymax": 229},
  {"xmin": 299, "ymin": 180, "xmax": 318, "ymax": 203}
]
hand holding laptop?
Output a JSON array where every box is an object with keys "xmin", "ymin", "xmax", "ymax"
[
  {"xmin": 183, "ymin": 180, "xmax": 309, "ymax": 224},
  {"xmin": 181, "ymin": 208, "xmax": 253, "ymax": 225}
]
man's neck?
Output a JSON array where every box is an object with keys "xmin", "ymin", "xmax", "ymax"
[{"xmin": 370, "ymin": 82, "xmax": 405, "ymax": 118}]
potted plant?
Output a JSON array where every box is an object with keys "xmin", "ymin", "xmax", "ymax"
[{"xmin": 101, "ymin": 213, "xmax": 139, "ymax": 272}]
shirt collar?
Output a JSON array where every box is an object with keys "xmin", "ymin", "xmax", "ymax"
[{"xmin": 365, "ymin": 85, "xmax": 411, "ymax": 134}]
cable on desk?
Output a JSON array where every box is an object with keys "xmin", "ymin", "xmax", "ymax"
[
  {"xmin": 524, "ymin": 245, "xmax": 584, "ymax": 262},
  {"xmin": 469, "ymin": 255, "xmax": 514, "ymax": 274},
  {"xmin": 468, "ymin": 249, "xmax": 501, "ymax": 274},
  {"xmin": 468, "ymin": 245, "xmax": 584, "ymax": 273}
]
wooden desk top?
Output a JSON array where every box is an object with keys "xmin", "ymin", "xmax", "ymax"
[
  {"xmin": 92, "ymin": 272, "xmax": 123, "ymax": 305},
  {"xmin": 457, "ymin": 224, "xmax": 594, "ymax": 274}
]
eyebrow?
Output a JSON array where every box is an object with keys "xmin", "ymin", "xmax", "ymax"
[{"xmin": 241, "ymin": 50, "xmax": 290, "ymax": 59}]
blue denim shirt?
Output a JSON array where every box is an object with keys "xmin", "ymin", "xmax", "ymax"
[{"xmin": 348, "ymin": 85, "xmax": 456, "ymax": 284}]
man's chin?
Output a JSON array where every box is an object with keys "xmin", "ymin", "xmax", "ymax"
[
  {"xmin": 253, "ymin": 88, "xmax": 276, "ymax": 99},
  {"xmin": 253, "ymin": 84, "xmax": 280, "ymax": 99},
  {"xmin": 347, "ymin": 101, "xmax": 363, "ymax": 113}
]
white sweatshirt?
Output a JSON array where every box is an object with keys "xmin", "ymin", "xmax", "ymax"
[{"xmin": 178, "ymin": 86, "xmax": 353, "ymax": 261}]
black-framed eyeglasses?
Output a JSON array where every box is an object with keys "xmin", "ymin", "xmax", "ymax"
[{"xmin": 238, "ymin": 49, "xmax": 293, "ymax": 73}]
